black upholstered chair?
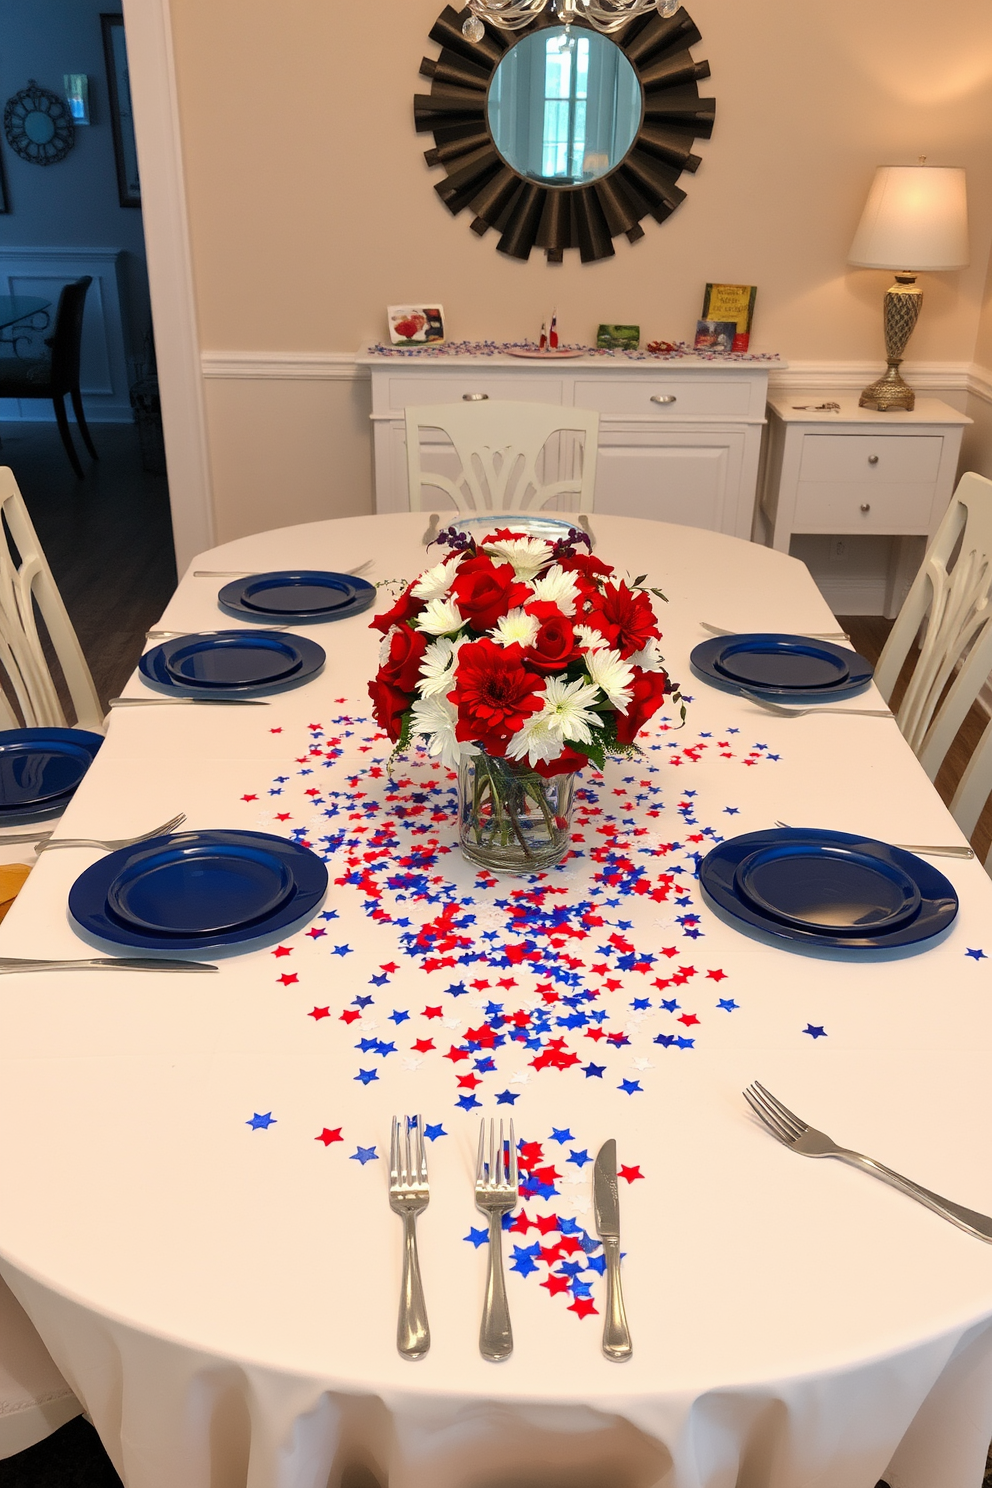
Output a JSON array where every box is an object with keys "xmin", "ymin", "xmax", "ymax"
[{"xmin": 0, "ymin": 277, "xmax": 99, "ymax": 479}]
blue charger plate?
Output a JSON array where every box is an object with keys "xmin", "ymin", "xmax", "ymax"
[
  {"xmin": 0, "ymin": 728, "xmax": 103, "ymax": 826},
  {"xmin": 68, "ymin": 829, "xmax": 328, "ymax": 953},
  {"xmin": 699, "ymin": 828, "xmax": 958, "ymax": 952},
  {"xmin": 217, "ymin": 571, "xmax": 376, "ymax": 625},
  {"xmin": 139, "ymin": 630, "xmax": 325, "ymax": 698},
  {"xmin": 690, "ymin": 633, "xmax": 874, "ymax": 703}
]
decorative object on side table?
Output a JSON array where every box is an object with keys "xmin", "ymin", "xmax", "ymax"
[
  {"xmin": 388, "ymin": 305, "xmax": 445, "ymax": 345},
  {"xmin": 3, "ymin": 81, "xmax": 74, "ymax": 165},
  {"xmin": 368, "ymin": 523, "xmax": 681, "ymax": 873},
  {"xmin": 848, "ymin": 160, "xmax": 968, "ymax": 411},
  {"xmin": 700, "ymin": 283, "xmax": 756, "ymax": 352},
  {"xmin": 694, "ymin": 319, "xmax": 735, "ymax": 352},
  {"xmin": 415, "ymin": 7, "xmax": 714, "ymax": 264},
  {"xmin": 598, "ymin": 324, "xmax": 640, "ymax": 350}
]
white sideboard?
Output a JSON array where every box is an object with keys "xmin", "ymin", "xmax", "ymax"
[{"xmin": 359, "ymin": 350, "xmax": 783, "ymax": 539}]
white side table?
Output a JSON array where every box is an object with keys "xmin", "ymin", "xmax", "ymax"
[{"xmin": 757, "ymin": 395, "xmax": 970, "ymax": 551}]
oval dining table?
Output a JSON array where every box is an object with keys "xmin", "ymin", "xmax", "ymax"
[{"xmin": 0, "ymin": 512, "xmax": 989, "ymax": 1488}]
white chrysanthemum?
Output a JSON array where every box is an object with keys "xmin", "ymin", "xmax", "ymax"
[
  {"xmin": 410, "ymin": 692, "xmax": 476, "ymax": 770},
  {"xmin": 627, "ymin": 636, "xmax": 666, "ymax": 672},
  {"xmin": 417, "ymin": 636, "xmax": 464, "ymax": 697},
  {"xmin": 491, "ymin": 606, "xmax": 539, "ymax": 649},
  {"xmin": 575, "ymin": 623, "xmax": 609, "ymax": 652},
  {"xmin": 411, "ymin": 560, "xmax": 455, "ymax": 602},
  {"xmin": 414, "ymin": 596, "xmax": 464, "ymax": 636},
  {"xmin": 529, "ymin": 564, "xmax": 580, "ymax": 616},
  {"xmin": 483, "ymin": 535, "xmax": 552, "ymax": 580},
  {"xmin": 584, "ymin": 647, "xmax": 634, "ymax": 710},
  {"xmin": 508, "ymin": 676, "xmax": 603, "ymax": 766}
]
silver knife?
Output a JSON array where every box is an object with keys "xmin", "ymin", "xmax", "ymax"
[
  {"xmin": 594, "ymin": 1139, "xmax": 632, "ymax": 1361},
  {"xmin": 0, "ymin": 957, "xmax": 218, "ymax": 973}
]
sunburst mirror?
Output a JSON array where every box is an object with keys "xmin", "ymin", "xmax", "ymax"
[{"xmin": 414, "ymin": 4, "xmax": 714, "ymax": 263}]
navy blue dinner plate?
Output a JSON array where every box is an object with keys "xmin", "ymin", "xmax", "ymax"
[
  {"xmin": 699, "ymin": 828, "xmax": 958, "ymax": 952},
  {"xmin": 139, "ymin": 631, "xmax": 324, "ymax": 698},
  {"xmin": 690, "ymin": 634, "xmax": 873, "ymax": 704},
  {"xmin": 0, "ymin": 728, "xmax": 103, "ymax": 826},
  {"xmin": 69, "ymin": 829, "xmax": 328, "ymax": 953},
  {"xmin": 218, "ymin": 570, "xmax": 375, "ymax": 625}
]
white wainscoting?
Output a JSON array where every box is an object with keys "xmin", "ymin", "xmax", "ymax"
[{"xmin": 0, "ymin": 248, "xmax": 133, "ymax": 422}]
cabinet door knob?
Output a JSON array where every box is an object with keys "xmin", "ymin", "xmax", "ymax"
[
  {"xmin": 462, "ymin": 392, "xmax": 489, "ymax": 401},
  {"xmin": 860, "ymin": 503, "xmax": 871, "ymax": 513},
  {"xmin": 868, "ymin": 454, "xmax": 879, "ymax": 464},
  {"xmin": 650, "ymin": 394, "xmax": 677, "ymax": 405}
]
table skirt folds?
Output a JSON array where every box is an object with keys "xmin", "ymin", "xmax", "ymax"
[{"xmin": 4, "ymin": 1261, "xmax": 991, "ymax": 1488}]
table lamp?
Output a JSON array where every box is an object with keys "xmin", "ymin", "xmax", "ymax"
[{"xmin": 848, "ymin": 162, "xmax": 968, "ymax": 411}]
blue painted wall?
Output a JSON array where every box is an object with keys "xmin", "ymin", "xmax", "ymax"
[{"xmin": 0, "ymin": 0, "xmax": 150, "ymax": 363}]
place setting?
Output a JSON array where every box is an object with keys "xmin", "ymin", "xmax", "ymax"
[
  {"xmin": 138, "ymin": 628, "xmax": 326, "ymax": 700},
  {"xmin": 197, "ymin": 567, "xmax": 378, "ymax": 626},
  {"xmin": 0, "ymin": 726, "xmax": 104, "ymax": 829},
  {"xmin": 690, "ymin": 626, "xmax": 878, "ymax": 710}
]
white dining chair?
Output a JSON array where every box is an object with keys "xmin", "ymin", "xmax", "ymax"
[
  {"xmin": 0, "ymin": 1272, "xmax": 80, "ymax": 1459},
  {"xmin": 874, "ymin": 472, "xmax": 992, "ymax": 782},
  {"xmin": 949, "ymin": 717, "xmax": 992, "ymax": 872},
  {"xmin": 0, "ymin": 468, "xmax": 103, "ymax": 732},
  {"xmin": 404, "ymin": 401, "xmax": 599, "ymax": 515}
]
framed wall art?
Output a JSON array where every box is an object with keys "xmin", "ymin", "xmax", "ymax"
[{"xmin": 101, "ymin": 14, "xmax": 141, "ymax": 207}]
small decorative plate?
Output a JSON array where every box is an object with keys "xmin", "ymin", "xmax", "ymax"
[
  {"xmin": 690, "ymin": 633, "xmax": 874, "ymax": 704},
  {"xmin": 69, "ymin": 829, "xmax": 328, "ymax": 954},
  {"xmin": 505, "ymin": 348, "xmax": 589, "ymax": 359},
  {"xmin": 217, "ymin": 571, "xmax": 376, "ymax": 625},
  {"xmin": 0, "ymin": 728, "xmax": 103, "ymax": 825},
  {"xmin": 699, "ymin": 828, "xmax": 958, "ymax": 952},
  {"xmin": 139, "ymin": 631, "xmax": 324, "ymax": 698}
]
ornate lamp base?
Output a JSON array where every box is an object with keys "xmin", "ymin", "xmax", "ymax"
[
  {"xmin": 859, "ymin": 361, "xmax": 915, "ymax": 412},
  {"xmin": 859, "ymin": 274, "xmax": 922, "ymax": 413}
]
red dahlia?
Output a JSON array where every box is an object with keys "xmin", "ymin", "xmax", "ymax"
[
  {"xmin": 451, "ymin": 639, "xmax": 545, "ymax": 755},
  {"xmin": 586, "ymin": 581, "xmax": 659, "ymax": 659}
]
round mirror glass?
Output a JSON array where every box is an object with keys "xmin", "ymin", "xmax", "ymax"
[
  {"xmin": 488, "ymin": 26, "xmax": 641, "ymax": 187},
  {"xmin": 24, "ymin": 110, "xmax": 56, "ymax": 145}
]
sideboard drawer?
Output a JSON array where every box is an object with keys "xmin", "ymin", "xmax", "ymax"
[
  {"xmin": 792, "ymin": 480, "xmax": 935, "ymax": 534},
  {"xmin": 798, "ymin": 433, "xmax": 944, "ymax": 484},
  {"xmin": 573, "ymin": 377, "xmax": 753, "ymax": 417},
  {"xmin": 384, "ymin": 375, "xmax": 561, "ymax": 410}
]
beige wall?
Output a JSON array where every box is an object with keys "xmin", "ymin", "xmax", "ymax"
[{"xmin": 166, "ymin": 0, "xmax": 992, "ymax": 539}]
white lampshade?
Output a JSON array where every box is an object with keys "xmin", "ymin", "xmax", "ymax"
[{"xmin": 848, "ymin": 165, "xmax": 969, "ymax": 271}]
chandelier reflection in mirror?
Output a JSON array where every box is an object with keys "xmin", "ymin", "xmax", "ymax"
[
  {"xmin": 415, "ymin": 4, "xmax": 714, "ymax": 262},
  {"xmin": 462, "ymin": 0, "xmax": 678, "ymax": 42}
]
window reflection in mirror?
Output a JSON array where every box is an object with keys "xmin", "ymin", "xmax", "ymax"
[{"xmin": 488, "ymin": 25, "xmax": 642, "ymax": 187}]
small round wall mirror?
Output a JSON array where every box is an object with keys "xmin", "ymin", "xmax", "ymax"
[
  {"xmin": 488, "ymin": 26, "xmax": 641, "ymax": 188},
  {"xmin": 3, "ymin": 80, "xmax": 75, "ymax": 165}
]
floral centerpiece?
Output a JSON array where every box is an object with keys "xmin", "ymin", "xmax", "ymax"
[{"xmin": 368, "ymin": 525, "xmax": 680, "ymax": 872}]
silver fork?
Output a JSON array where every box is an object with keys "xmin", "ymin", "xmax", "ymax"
[
  {"xmin": 389, "ymin": 1114, "xmax": 430, "ymax": 1359},
  {"xmin": 475, "ymin": 1118, "xmax": 518, "ymax": 1361},
  {"xmin": 740, "ymin": 689, "xmax": 892, "ymax": 719},
  {"xmin": 773, "ymin": 820, "xmax": 974, "ymax": 860},
  {"xmin": 702, "ymin": 621, "xmax": 851, "ymax": 642},
  {"xmin": 191, "ymin": 560, "xmax": 373, "ymax": 578},
  {"xmin": 145, "ymin": 626, "xmax": 290, "ymax": 640},
  {"xmin": 744, "ymin": 1081, "xmax": 992, "ymax": 1243},
  {"xmin": 31, "ymin": 812, "xmax": 187, "ymax": 853}
]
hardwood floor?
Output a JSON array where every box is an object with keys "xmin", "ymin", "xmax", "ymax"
[
  {"xmin": 0, "ymin": 419, "xmax": 177, "ymax": 708},
  {"xmin": 839, "ymin": 615, "xmax": 992, "ymax": 864}
]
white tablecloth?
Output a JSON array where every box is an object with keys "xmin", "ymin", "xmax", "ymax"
[{"xmin": 0, "ymin": 513, "xmax": 990, "ymax": 1488}]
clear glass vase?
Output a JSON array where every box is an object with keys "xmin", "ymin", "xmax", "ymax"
[{"xmin": 458, "ymin": 751, "xmax": 575, "ymax": 873}]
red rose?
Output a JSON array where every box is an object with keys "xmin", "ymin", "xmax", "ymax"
[
  {"xmin": 554, "ymin": 550, "xmax": 613, "ymax": 583},
  {"xmin": 532, "ymin": 744, "xmax": 587, "ymax": 778},
  {"xmin": 369, "ymin": 583, "xmax": 424, "ymax": 635},
  {"xmin": 449, "ymin": 555, "xmax": 531, "ymax": 632},
  {"xmin": 451, "ymin": 638, "xmax": 545, "ymax": 755},
  {"xmin": 614, "ymin": 667, "xmax": 669, "ymax": 744},
  {"xmin": 379, "ymin": 624, "xmax": 428, "ymax": 694},
  {"xmin": 586, "ymin": 581, "xmax": 659, "ymax": 659},
  {"xmin": 523, "ymin": 600, "xmax": 578, "ymax": 672},
  {"xmin": 367, "ymin": 675, "xmax": 408, "ymax": 742}
]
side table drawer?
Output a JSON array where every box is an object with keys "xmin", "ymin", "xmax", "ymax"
[
  {"xmin": 574, "ymin": 377, "xmax": 753, "ymax": 417},
  {"xmin": 798, "ymin": 433, "xmax": 944, "ymax": 484},
  {"xmin": 384, "ymin": 375, "xmax": 562, "ymax": 410},
  {"xmin": 793, "ymin": 480, "xmax": 935, "ymax": 533}
]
